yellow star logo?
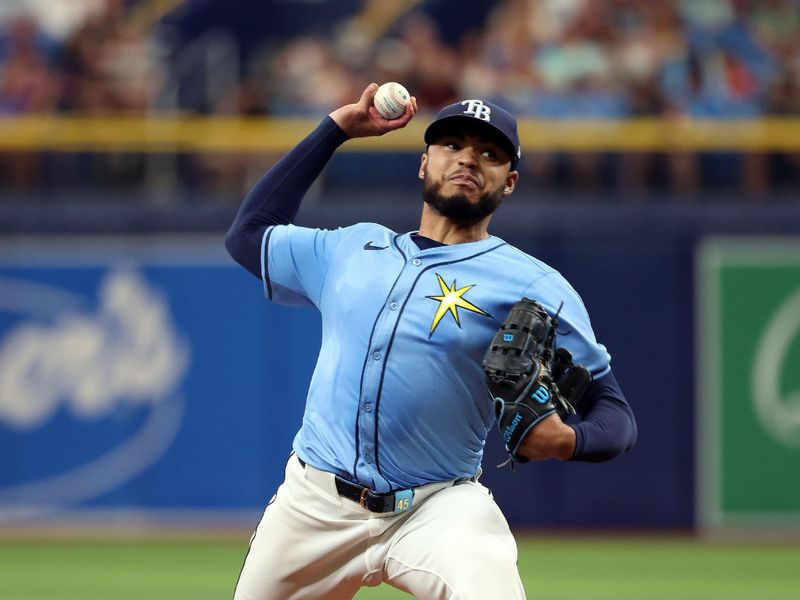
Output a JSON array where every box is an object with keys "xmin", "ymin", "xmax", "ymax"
[{"xmin": 426, "ymin": 273, "xmax": 492, "ymax": 337}]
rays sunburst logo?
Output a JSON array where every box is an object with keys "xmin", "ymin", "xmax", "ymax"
[{"xmin": 425, "ymin": 273, "xmax": 492, "ymax": 337}]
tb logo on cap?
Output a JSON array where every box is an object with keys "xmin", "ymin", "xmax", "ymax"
[{"xmin": 461, "ymin": 99, "xmax": 491, "ymax": 122}]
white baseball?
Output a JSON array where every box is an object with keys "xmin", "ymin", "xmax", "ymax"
[{"xmin": 373, "ymin": 82, "xmax": 410, "ymax": 120}]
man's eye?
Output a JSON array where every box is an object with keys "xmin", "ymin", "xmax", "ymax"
[
  {"xmin": 446, "ymin": 143, "xmax": 459, "ymax": 150},
  {"xmin": 482, "ymin": 150, "xmax": 497, "ymax": 159}
]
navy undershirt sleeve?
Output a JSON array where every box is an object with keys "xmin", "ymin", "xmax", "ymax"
[
  {"xmin": 225, "ymin": 116, "xmax": 349, "ymax": 278},
  {"xmin": 569, "ymin": 370, "xmax": 637, "ymax": 462}
]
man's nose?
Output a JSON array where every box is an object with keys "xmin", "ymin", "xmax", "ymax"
[{"xmin": 456, "ymin": 146, "xmax": 479, "ymax": 167}]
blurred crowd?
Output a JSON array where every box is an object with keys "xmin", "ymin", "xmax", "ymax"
[
  {"xmin": 1, "ymin": 0, "xmax": 799, "ymax": 199},
  {"xmin": 263, "ymin": 0, "xmax": 800, "ymax": 120},
  {"xmin": 0, "ymin": 0, "xmax": 162, "ymax": 115}
]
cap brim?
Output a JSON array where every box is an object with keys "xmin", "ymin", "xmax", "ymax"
[{"xmin": 424, "ymin": 115, "xmax": 518, "ymax": 169}]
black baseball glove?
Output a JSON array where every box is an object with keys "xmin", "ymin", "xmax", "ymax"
[{"xmin": 482, "ymin": 298, "xmax": 591, "ymax": 464}]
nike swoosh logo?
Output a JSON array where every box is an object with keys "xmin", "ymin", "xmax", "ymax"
[{"xmin": 363, "ymin": 241, "xmax": 389, "ymax": 251}]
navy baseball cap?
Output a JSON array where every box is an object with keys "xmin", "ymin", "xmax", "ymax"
[{"xmin": 424, "ymin": 99, "xmax": 521, "ymax": 170}]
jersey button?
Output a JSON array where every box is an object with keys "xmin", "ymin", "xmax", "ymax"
[
  {"xmin": 389, "ymin": 301, "xmax": 398, "ymax": 310},
  {"xmin": 372, "ymin": 351, "xmax": 381, "ymax": 360},
  {"xmin": 412, "ymin": 258, "xmax": 422, "ymax": 266},
  {"xmin": 364, "ymin": 403, "xmax": 372, "ymax": 412}
]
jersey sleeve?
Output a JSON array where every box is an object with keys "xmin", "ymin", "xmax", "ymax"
[
  {"xmin": 261, "ymin": 224, "xmax": 343, "ymax": 307},
  {"xmin": 522, "ymin": 272, "xmax": 611, "ymax": 378}
]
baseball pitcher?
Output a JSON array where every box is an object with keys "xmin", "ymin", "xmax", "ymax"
[{"xmin": 225, "ymin": 84, "xmax": 637, "ymax": 599}]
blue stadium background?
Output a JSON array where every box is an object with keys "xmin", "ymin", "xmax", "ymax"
[{"xmin": 1, "ymin": 0, "xmax": 799, "ymax": 532}]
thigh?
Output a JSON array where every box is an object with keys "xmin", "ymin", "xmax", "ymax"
[
  {"xmin": 234, "ymin": 457, "xmax": 369, "ymax": 600},
  {"xmin": 384, "ymin": 481, "xmax": 525, "ymax": 600}
]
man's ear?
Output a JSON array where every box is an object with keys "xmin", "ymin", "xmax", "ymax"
[
  {"xmin": 419, "ymin": 153, "xmax": 428, "ymax": 179},
  {"xmin": 503, "ymin": 170, "xmax": 519, "ymax": 196}
]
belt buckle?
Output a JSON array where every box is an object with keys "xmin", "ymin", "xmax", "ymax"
[{"xmin": 359, "ymin": 487, "xmax": 369, "ymax": 510}]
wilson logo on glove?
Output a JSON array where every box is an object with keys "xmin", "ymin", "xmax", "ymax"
[
  {"xmin": 503, "ymin": 413, "xmax": 524, "ymax": 443},
  {"xmin": 531, "ymin": 385, "xmax": 550, "ymax": 404}
]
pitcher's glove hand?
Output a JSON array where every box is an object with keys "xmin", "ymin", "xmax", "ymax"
[{"xmin": 482, "ymin": 298, "xmax": 591, "ymax": 464}]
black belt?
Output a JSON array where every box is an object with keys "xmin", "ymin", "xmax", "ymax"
[{"xmin": 297, "ymin": 456, "xmax": 414, "ymax": 513}]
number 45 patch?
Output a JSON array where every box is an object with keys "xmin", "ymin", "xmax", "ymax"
[{"xmin": 393, "ymin": 490, "xmax": 413, "ymax": 513}]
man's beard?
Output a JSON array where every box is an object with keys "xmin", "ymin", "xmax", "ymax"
[{"xmin": 422, "ymin": 178, "xmax": 504, "ymax": 227}]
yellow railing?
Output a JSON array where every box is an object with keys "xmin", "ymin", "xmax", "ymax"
[{"xmin": 1, "ymin": 115, "xmax": 800, "ymax": 152}]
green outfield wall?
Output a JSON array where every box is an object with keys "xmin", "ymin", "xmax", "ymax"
[{"xmin": 698, "ymin": 238, "xmax": 800, "ymax": 531}]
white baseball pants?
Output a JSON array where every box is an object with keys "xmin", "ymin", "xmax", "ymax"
[{"xmin": 233, "ymin": 455, "xmax": 526, "ymax": 599}]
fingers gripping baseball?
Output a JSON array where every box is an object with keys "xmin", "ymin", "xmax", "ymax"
[{"xmin": 329, "ymin": 83, "xmax": 417, "ymax": 139}]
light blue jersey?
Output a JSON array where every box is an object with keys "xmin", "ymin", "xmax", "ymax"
[{"xmin": 261, "ymin": 222, "xmax": 610, "ymax": 492}]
